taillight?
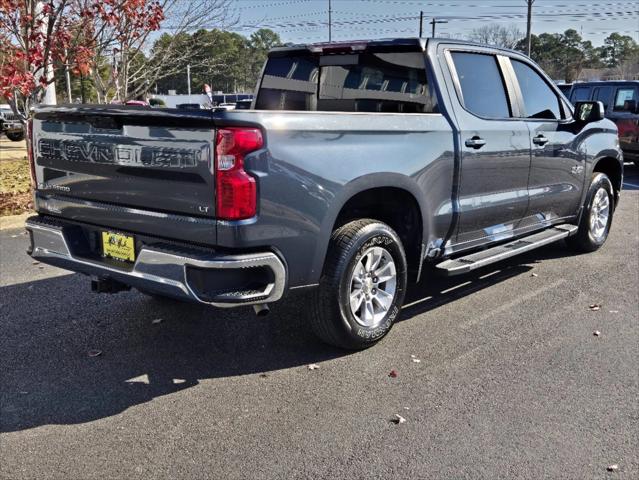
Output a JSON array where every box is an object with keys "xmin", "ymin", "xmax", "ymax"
[
  {"xmin": 215, "ymin": 127, "xmax": 263, "ymax": 220},
  {"xmin": 27, "ymin": 118, "xmax": 36, "ymax": 188}
]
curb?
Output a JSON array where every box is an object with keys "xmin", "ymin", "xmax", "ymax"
[{"xmin": 0, "ymin": 212, "xmax": 32, "ymax": 231}]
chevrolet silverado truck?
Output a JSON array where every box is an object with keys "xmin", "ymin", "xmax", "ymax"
[{"xmin": 25, "ymin": 38, "xmax": 623, "ymax": 349}]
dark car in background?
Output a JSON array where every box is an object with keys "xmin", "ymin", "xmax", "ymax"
[
  {"xmin": 556, "ymin": 83, "xmax": 572, "ymax": 97},
  {"xmin": 570, "ymin": 81, "xmax": 639, "ymax": 166}
]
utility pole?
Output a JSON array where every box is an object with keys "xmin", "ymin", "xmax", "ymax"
[
  {"xmin": 328, "ymin": 0, "xmax": 332, "ymax": 42},
  {"xmin": 419, "ymin": 11, "xmax": 424, "ymax": 37},
  {"xmin": 430, "ymin": 18, "xmax": 448, "ymax": 38},
  {"xmin": 525, "ymin": 0, "xmax": 535, "ymax": 57}
]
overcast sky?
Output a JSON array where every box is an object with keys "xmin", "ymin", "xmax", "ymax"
[{"xmin": 228, "ymin": 0, "xmax": 639, "ymax": 46}]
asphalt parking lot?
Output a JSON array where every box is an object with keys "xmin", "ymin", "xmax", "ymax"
[{"xmin": 1, "ymin": 165, "xmax": 638, "ymax": 479}]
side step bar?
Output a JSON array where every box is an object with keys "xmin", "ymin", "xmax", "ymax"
[{"xmin": 436, "ymin": 224, "xmax": 578, "ymax": 276}]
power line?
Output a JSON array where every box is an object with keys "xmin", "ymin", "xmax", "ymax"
[{"xmin": 235, "ymin": 10, "xmax": 638, "ymax": 33}]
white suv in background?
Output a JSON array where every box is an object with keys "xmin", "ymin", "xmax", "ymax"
[{"xmin": 0, "ymin": 105, "xmax": 25, "ymax": 141}]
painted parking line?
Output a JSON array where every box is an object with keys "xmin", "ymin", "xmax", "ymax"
[{"xmin": 622, "ymin": 182, "xmax": 639, "ymax": 188}]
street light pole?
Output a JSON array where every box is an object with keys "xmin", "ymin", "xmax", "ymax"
[
  {"xmin": 430, "ymin": 18, "xmax": 448, "ymax": 38},
  {"xmin": 328, "ymin": 0, "xmax": 332, "ymax": 42}
]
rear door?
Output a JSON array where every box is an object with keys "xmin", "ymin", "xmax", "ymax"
[
  {"xmin": 506, "ymin": 58, "xmax": 585, "ymax": 222},
  {"xmin": 444, "ymin": 48, "xmax": 532, "ymax": 248}
]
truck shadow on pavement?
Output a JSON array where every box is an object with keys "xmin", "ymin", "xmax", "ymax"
[{"xmin": 0, "ymin": 241, "xmax": 570, "ymax": 433}]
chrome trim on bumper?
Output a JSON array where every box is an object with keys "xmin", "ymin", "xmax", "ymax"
[{"xmin": 26, "ymin": 220, "xmax": 286, "ymax": 308}]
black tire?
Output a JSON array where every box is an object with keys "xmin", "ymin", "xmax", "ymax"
[
  {"xmin": 634, "ymin": 159, "xmax": 639, "ymax": 168},
  {"xmin": 6, "ymin": 131, "xmax": 24, "ymax": 141},
  {"xmin": 566, "ymin": 172, "xmax": 614, "ymax": 253},
  {"xmin": 310, "ymin": 219, "xmax": 408, "ymax": 350}
]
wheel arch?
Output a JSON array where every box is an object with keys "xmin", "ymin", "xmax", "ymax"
[
  {"xmin": 311, "ymin": 174, "xmax": 428, "ymax": 284},
  {"xmin": 592, "ymin": 155, "xmax": 623, "ymax": 207}
]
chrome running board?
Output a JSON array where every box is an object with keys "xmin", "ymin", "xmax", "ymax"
[{"xmin": 436, "ymin": 224, "xmax": 578, "ymax": 276}]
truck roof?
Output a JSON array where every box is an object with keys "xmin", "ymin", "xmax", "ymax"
[
  {"xmin": 269, "ymin": 37, "xmax": 524, "ymax": 57},
  {"xmin": 572, "ymin": 80, "xmax": 639, "ymax": 86}
]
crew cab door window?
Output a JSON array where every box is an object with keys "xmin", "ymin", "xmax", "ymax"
[
  {"xmin": 511, "ymin": 59, "xmax": 562, "ymax": 120},
  {"xmin": 450, "ymin": 52, "xmax": 511, "ymax": 118}
]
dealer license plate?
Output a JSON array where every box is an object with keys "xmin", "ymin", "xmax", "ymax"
[{"xmin": 101, "ymin": 231, "xmax": 135, "ymax": 262}]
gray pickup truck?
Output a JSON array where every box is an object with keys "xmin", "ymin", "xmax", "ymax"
[{"xmin": 26, "ymin": 38, "xmax": 623, "ymax": 349}]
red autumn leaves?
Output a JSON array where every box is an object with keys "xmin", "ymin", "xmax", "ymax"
[{"xmin": 0, "ymin": 0, "xmax": 164, "ymax": 100}]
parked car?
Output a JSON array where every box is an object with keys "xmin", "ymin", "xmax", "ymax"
[
  {"xmin": 569, "ymin": 81, "xmax": 639, "ymax": 166},
  {"xmin": 25, "ymin": 38, "xmax": 622, "ymax": 349},
  {"xmin": 235, "ymin": 99, "xmax": 253, "ymax": 110},
  {"xmin": 214, "ymin": 102, "xmax": 236, "ymax": 111},
  {"xmin": 556, "ymin": 83, "xmax": 573, "ymax": 97},
  {"xmin": 0, "ymin": 104, "xmax": 25, "ymax": 141},
  {"xmin": 176, "ymin": 103, "xmax": 205, "ymax": 110}
]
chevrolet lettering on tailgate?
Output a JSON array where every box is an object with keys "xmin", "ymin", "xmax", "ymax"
[{"xmin": 38, "ymin": 138, "xmax": 205, "ymax": 168}]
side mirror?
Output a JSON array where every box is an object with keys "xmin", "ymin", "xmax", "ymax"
[{"xmin": 574, "ymin": 101, "xmax": 605, "ymax": 123}]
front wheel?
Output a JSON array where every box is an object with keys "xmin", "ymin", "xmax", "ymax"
[
  {"xmin": 566, "ymin": 172, "xmax": 614, "ymax": 253},
  {"xmin": 310, "ymin": 219, "xmax": 408, "ymax": 350},
  {"xmin": 6, "ymin": 131, "xmax": 24, "ymax": 142}
]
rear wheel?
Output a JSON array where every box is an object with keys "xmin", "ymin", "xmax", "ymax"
[
  {"xmin": 310, "ymin": 219, "xmax": 407, "ymax": 350},
  {"xmin": 566, "ymin": 172, "xmax": 614, "ymax": 253}
]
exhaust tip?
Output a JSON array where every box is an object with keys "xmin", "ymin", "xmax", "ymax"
[{"xmin": 253, "ymin": 304, "xmax": 270, "ymax": 316}]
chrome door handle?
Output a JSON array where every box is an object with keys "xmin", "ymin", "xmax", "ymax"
[
  {"xmin": 465, "ymin": 136, "xmax": 486, "ymax": 149},
  {"xmin": 533, "ymin": 135, "xmax": 549, "ymax": 146}
]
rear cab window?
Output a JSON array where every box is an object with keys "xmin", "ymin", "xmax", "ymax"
[{"xmin": 255, "ymin": 51, "xmax": 437, "ymax": 113}]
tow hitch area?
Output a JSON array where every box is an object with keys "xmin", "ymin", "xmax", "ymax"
[{"xmin": 91, "ymin": 277, "xmax": 131, "ymax": 294}]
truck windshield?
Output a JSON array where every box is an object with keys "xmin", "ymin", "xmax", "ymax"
[{"xmin": 256, "ymin": 52, "xmax": 437, "ymax": 113}]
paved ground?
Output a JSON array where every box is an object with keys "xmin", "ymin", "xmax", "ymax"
[{"xmin": 1, "ymin": 165, "xmax": 638, "ymax": 479}]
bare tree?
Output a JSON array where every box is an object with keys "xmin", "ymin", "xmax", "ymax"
[
  {"xmin": 90, "ymin": 0, "xmax": 236, "ymax": 102},
  {"xmin": 469, "ymin": 24, "xmax": 523, "ymax": 50}
]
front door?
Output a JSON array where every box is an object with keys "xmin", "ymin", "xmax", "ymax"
[
  {"xmin": 446, "ymin": 50, "xmax": 532, "ymax": 249},
  {"xmin": 507, "ymin": 58, "xmax": 584, "ymax": 223}
]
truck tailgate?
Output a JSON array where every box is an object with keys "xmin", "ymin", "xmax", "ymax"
[{"xmin": 32, "ymin": 107, "xmax": 217, "ymax": 218}]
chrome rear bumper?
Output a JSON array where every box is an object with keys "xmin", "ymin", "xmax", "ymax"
[{"xmin": 26, "ymin": 217, "xmax": 286, "ymax": 307}]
